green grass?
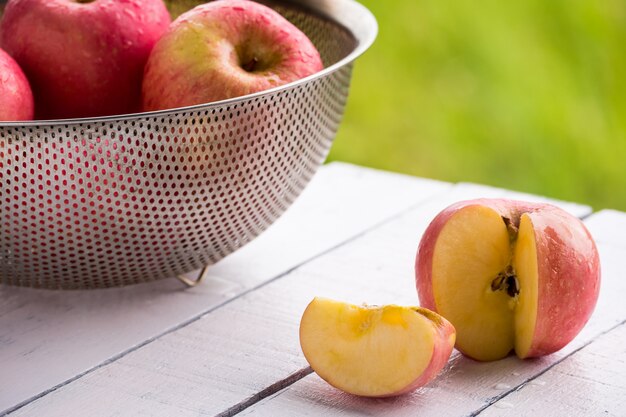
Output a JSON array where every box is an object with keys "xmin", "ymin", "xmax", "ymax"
[{"xmin": 328, "ymin": 0, "xmax": 626, "ymax": 211}]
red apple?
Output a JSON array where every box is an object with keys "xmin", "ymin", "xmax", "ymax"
[
  {"xmin": 142, "ymin": 0, "xmax": 324, "ymax": 111},
  {"xmin": 416, "ymin": 199, "xmax": 600, "ymax": 361},
  {"xmin": 0, "ymin": 47, "xmax": 33, "ymax": 121},
  {"xmin": 300, "ymin": 297, "xmax": 456, "ymax": 397},
  {"xmin": 0, "ymin": 0, "xmax": 171, "ymax": 119}
]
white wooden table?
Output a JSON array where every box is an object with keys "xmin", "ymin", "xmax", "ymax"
[{"xmin": 1, "ymin": 162, "xmax": 625, "ymax": 417}]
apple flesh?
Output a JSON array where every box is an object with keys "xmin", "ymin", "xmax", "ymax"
[
  {"xmin": 142, "ymin": 0, "xmax": 324, "ymax": 111},
  {"xmin": 416, "ymin": 199, "xmax": 601, "ymax": 361},
  {"xmin": 299, "ymin": 297, "xmax": 456, "ymax": 397},
  {"xmin": 0, "ymin": 47, "xmax": 33, "ymax": 121},
  {"xmin": 0, "ymin": 0, "xmax": 171, "ymax": 119}
]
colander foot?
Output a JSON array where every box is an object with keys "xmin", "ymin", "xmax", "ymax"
[{"xmin": 175, "ymin": 265, "xmax": 209, "ymax": 288}]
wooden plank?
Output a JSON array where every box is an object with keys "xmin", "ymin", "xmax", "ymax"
[
  {"xmin": 0, "ymin": 162, "xmax": 450, "ymax": 415},
  {"xmin": 206, "ymin": 162, "xmax": 450, "ymax": 289},
  {"xmin": 582, "ymin": 209, "xmax": 626, "ymax": 248},
  {"xmin": 481, "ymin": 322, "xmax": 626, "ymax": 417},
  {"xmin": 7, "ymin": 183, "xmax": 593, "ymax": 416},
  {"xmin": 456, "ymin": 183, "xmax": 590, "ymax": 218},
  {"xmin": 234, "ymin": 211, "xmax": 626, "ymax": 416}
]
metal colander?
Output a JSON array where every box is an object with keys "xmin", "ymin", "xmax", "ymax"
[{"xmin": 0, "ymin": 0, "xmax": 377, "ymax": 289}]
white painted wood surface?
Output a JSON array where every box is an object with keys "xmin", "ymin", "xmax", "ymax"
[
  {"xmin": 4, "ymin": 173, "xmax": 596, "ymax": 417},
  {"xmin": 481, "ymin": 322, "xmax": 626, "ymax": 416},
  {"xmin": 225, "ymin": 210, "xmax": 626, "ymax": 417},
  {"xmin": 238, "ymin": 236, "xmax": 626, "ymax": 416},
  {"xmin": 582, "ymin": 209, "xmax": 626, "ymax": 248},
  {"xmin": 0, "ymin": 162, "xmax": 449, "ymax": 415}
]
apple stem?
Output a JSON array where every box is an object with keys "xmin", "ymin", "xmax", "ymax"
[
  {"xmin": 242, "ymin": 57, "xmax": 260, "ymax": 72},
  {"xmin": 502, "ymin": 216, "xmax": 519, "ymax": 242}
]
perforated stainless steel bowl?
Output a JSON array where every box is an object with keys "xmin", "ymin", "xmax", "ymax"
[{"xmin": 0, "ymin": 0, "xmax": 377, "ymax": 289}]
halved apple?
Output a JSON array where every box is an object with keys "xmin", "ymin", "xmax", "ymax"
[
  {"xmin": 416, "ymin": 199, "xmax": 601, "ymax": 361},
  {"xmin": 299, "ymin": 297, "xmax": 456, "ymax": 397}
]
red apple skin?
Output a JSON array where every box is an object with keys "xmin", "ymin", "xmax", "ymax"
[
  {"xmin": 0, "ymin": 0, "xmax": 171, "ymax": 119},
  {"xmin": 524, "ymin": 207, "xmax": 600, "ymax": 357},
  {"xmin": 0, "ymin": 47, "xmax": 34, "ymax": 121},
  {"xmin": 416, "ymin": 199, "xmax": 601, "ymax": 359},
  {"xmin": 142, "ymin": 0, "xmax": 324, "ymax": 111},
  {"xmin": 385, "ymin": 310, "xmax": 456, "ymax": 397}
]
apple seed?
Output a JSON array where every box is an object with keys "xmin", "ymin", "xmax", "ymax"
[
  {"xmin": 491, "ymin": 266, "xmax": 519, "ymax": 298},
  {"xmin": 505, "ymin": 275, "xmax": 520, "ymax": 297}
]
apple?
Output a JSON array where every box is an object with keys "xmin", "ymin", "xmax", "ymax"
[
  {"xmin": 142, "ymin": 0, "xmax": 324, "ymax": 111},
  {"xmin": 0, "ymin": 0, "xmax": 171, "ymax": 119},
  {"xmin": 299, "ymin": 297, "xmax": 456, "ymax": 397},
  {"xmin": 415, "ymin": 199, "xmax": 601, "ymax": 361},
  {"xmin": 0, "ymin": 47, "xmax": 34, "ymax": 121}
]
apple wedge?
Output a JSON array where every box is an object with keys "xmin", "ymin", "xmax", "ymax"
[
  {"xmin": 299, "ymin": 297, "xmax": 456, "ymax": 397},
  {"xmin": 416, "ymin": 199, "xmax": 601, "ymax": 361}
]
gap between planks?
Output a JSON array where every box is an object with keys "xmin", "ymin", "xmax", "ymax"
[
  {"xmin": 0, "ymin": 188, "xmax": 451, "ymax": 417},
  {"xmin": 215, "ymin": 367, "xmax": 314, "ymax": 417}
]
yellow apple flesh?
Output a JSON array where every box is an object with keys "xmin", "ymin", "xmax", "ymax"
[
  {"xmin": 416, "ymin": 199, "xmax": 600, "ymax": 361},
  {"xmin": 299, "ymin": 297, "xmax": 455, "ymax": 397}
]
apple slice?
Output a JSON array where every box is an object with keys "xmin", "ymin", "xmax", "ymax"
[
  {"xmin": 416, "ymin": 199, "xmax": 601, "ymax": 361},
  {"xmin": 299, "ymin": 297, "xmax": 456, "ymax": 397}
]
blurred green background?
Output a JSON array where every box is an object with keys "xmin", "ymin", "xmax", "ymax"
[{"xmin": 327, "ymin": 0, "xmax": 626, "ymax": 211}]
